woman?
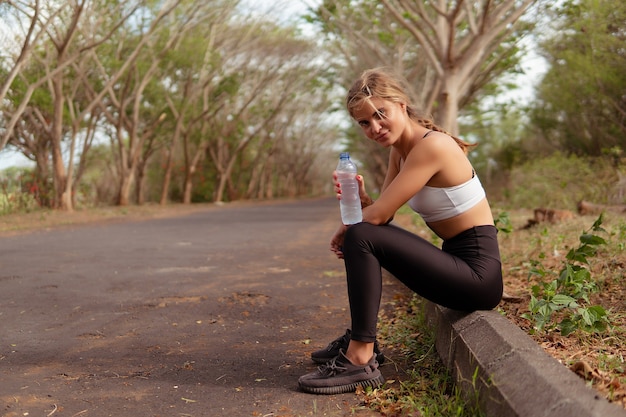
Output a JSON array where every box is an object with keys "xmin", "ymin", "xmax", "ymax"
[{"xmin": 298, "ymin": 68, "xmax": 503, "ymax": 395}]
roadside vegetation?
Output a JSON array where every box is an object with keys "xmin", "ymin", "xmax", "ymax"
[
  {"xmin": 496, "ymin": 211, "xmax": 625, "ymax": 409},
  {"xmin": 355, "ymin": 204, "xmax": 625, "ymax": 416},
  {"xmin": 365, "ymin": 292, "xmax": 485, "ymax": 417}
]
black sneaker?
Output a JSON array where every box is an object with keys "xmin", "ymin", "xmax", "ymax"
[
  {"xmin": 310, "ymin": 329, "xmax": 385, "ymax": 365},
  {"xmin": 298, "ymin": 349, "xmax": 384, "ymax": 395}
]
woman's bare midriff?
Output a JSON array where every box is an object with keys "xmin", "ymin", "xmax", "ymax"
[{"xmin": 425, "ymin": 199, "xmax": 495, "ymax": 241}]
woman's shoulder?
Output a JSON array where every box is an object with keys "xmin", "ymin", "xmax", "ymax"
[
  {"xmin": 415, "ymin": 131, "xmax": 467, "ymax": 159},
  {"xmin": 407, "ymin": 131, "xmax": 453, "ymax": 159},
  {"xmin": 419, "ymin": 130, "xmax": 456, "ymax": 147}
]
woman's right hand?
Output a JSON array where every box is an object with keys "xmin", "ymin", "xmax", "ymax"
[
  {"xmin": 333, "ymin": 171, "xmax": 368, "ymax": 203},
  {"xmin": 332, "ymin": 170, "xmax": 341, "ymax": 200}
]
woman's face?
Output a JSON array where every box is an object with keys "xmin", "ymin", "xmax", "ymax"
[{"xmin": 352, "ymin": 97, "xmax": 407, "ymax": 147}]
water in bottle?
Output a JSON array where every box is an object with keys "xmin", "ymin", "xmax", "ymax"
[{"xmin": 336, "ymin": 152, "xmax": 362, "ymax": 225}]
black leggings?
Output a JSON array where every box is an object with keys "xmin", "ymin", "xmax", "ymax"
[{"xmin": 342, "ymin": 223, "xmax": 503, "ymax": 343}]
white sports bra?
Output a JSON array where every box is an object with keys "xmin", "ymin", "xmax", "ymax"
[{"xmin": 407, "ymin": 173, "xmax": 486, "ymax": 223}]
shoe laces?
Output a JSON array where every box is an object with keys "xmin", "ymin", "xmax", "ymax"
[
  {"xmin": 317, "ymin": 357, "xmax": 348, "ymax": 376},
  {"xmin": 326, "ymin": 332, "xmax": 350, "ymax": 352}
]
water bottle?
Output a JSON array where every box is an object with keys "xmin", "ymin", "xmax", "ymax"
[{"xmin": 336, "ymin": 152, "xmax": 362, "ymax": 225}]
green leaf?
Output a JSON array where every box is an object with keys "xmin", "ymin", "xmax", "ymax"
[
  {"xmin": 538, "ymin": 303, "xmax": 555, "ymax": 317},
  {"xmin": 579, "ymin": 233, "xmax": 606, "ymax": 246},
  {"xmin": 591, "ymin": 214, "xmax": 606, "ymax": 232},
  {"xmin": 530, "ymin": 285, "xmax": 542, "ymax": 297},
  {"xmin": 565, "ymin": 246, "xmax": 593, "ymax": 263},
  {"xmin": 575, "ymin": 305, "xmax": 609, "ymax": 333},
  {"xmin": 559, "ymin": 318, "xmax": 577, "ymax": 336},
  {"xmin": 587, "ymin": 305, "xmax": 607, "ymax": 316},
  {"xmin": 552, "ymin": 294, "xmax": 578, "ymax": 307}
]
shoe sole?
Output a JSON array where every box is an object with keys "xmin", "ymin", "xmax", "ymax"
[{"xmin": 298, "ymin": 374, "xmax": 385, "ymax": 395}]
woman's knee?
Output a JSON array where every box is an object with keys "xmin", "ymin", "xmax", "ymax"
[
  {"xmin": 344, "ymin": 223, "xmax": 383, "ymax": 251},
  {"xmin": 344, "ymin": 222, "xmax": 383, "ymax": 243},
  {"xmin": 343, "ymin": 223, "xmax": 378, "ymax": 257}
]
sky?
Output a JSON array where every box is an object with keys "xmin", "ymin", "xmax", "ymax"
[{"xmin": 0, "ymin": 148, "xmax": 31, "ymax": 170}]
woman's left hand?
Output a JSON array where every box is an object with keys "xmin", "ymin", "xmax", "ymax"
[{"xmin": 330, "ymin": 223, "xmax": 348, "ymax": 259}]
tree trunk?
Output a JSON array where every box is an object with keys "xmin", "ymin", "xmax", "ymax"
[
  {"xmin": 182, "ymin": 167, "xmax": 194, "ymax": 204},
  {"xmin": 135, "ymin": 163, "xmax": 146, "ymax": 205},
  {"xmin": 118, "ymin": 171, "xmax": 134, "ymax": 206},
  {"xmin": 437, "ymin": 70, "xmax": 462, "ymax": 134},
  {"xmin": 159, "ymin": 150, "xmax": 174, "ymax": 205},
  {"xmin": 159, "ymin": 117, "xmax": 184, "ymax": 205},
  {"xmin": 182, "ymin": 144, "xmax": 206, "ymax": 204},
  {"xmin": 214, "ymin": 173, "xmax": 227, "ymax": 203},
  {"xmin": 51, "ymin": 73, "xmax": 69, "ymax": 210}
]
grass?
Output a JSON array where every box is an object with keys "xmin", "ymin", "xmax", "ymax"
[{"xmin": 357, "ymin": 294, "xmax": 484, "ymax": 417}]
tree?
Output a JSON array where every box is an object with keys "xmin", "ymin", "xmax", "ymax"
[
  {"xmin": 2, "ymin": 0, "xmax": 339, "ymax": 208},
  {"xmin": 380, "ymin": 0, "xmax": 540, "ymax": 134},
  {"xmin": 156, "ymin": 3, "xmax": 246, "ymax": 205},
  {"xmin": 206, "ymin": 22, "xmax": 326, "ymax": 203},
  {"xmin": 156, "ymin": 15, "xmax": 330, "ymax": 204},
  {"xmin": 94, "ymin": 0, "xmax": 217, "ymax": 206},
  {"xmin": 531, "ymin": 0, "xmax": 626, "ymax": 156},
  {"xmin": 309, "ymin": 0, "xmax": 542, "ymax": 190},
  {"xmin": 2, "ymin": 0, "xmax": 163, "ymax": 210},
  {"xmin": 0, "ymin": 0, "xmax": 62, "ymax": 151}
]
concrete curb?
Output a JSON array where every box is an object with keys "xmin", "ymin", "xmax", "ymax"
[{"xmin": 424, "ymin": 302, "xmax": 626, "ymax": 417}]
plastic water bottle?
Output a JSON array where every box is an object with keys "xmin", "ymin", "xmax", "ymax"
[{"xmin": 336, "ymin": 152, "xmax": 362, "ymax": 225}]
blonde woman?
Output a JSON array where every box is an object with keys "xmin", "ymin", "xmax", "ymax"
[{"xmin": 299, "ymin": 68, "xmax": 503, "ymax": 394}]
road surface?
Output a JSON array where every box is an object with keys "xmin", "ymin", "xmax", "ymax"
[{"xmin": 0, "ymin": 198, "xmax": 409, "ymax": 417}]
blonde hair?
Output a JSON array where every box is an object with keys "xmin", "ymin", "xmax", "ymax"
[{"xmin": 346, "ymin": 67, "xmax": 475, "ymax": 153}]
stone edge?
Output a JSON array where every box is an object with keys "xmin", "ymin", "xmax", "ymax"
[{"xmin": 424, "ymin": 302, "xmax": 626, "ymax": 417}]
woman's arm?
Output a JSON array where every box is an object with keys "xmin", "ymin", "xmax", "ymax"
[
  {"xmin": 363, "ymin": 140, "xmax": 444, "ymax": 225},
  {"xmin": 356, "ymin": 175, "xmax": 374, "ymax": 208}
]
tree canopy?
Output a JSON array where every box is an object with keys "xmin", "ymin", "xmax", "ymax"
[
  {"xmin": 1, "ymin": 0, "xmax": 338, "ymax": 209},
  {"xmin": 3, "ymin": 0, "xmax": 622, "ymax": 211},
  {"xmin": 531, "ymin": 0, "xmax": 626, "ymax": 157}
]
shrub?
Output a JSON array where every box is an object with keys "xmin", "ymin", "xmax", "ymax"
[{"xmin": 505, "ymin": 152, "xmax": 622, "ymax": 210}]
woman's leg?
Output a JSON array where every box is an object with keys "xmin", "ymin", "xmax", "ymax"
[{"xmin": 342, "ymin": 223, "xmax": 502, "ymax": 344}]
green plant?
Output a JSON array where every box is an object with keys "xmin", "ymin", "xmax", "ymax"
[
  {"xmin": 615, "ymin": 221, "xmax": 626, "ymax": 251},
  {"xmin": 522, "ymin": 214, "xmax": 611, "ymax": 336},
  {"xmin": 494, "ymin": 211, "xmax": 513, "ymax": 234},
  {"xmin": 361, "ymin": 294, "xmax": 485, "ymax": 416},
  {"xmin": 506, "ymin": 153, "xmax": 619, "ymax": 209},
  {"xmin": 0, "ymin": 191, "xmax": 39, "ymax": 215}
]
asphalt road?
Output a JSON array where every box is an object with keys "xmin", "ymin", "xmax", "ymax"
[{"xmin": 0, "ymin": 198, "xmax": 408, "ymax": 417}]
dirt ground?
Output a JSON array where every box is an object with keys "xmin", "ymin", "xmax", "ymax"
[{"xmin": 0, "ymin": 203, "xmax": 212, "ymax": 237}]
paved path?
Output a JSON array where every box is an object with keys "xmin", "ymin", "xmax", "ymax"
[{"xmin": 0, "ymin": 199, "xmax": 406, "ymax": 417}]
